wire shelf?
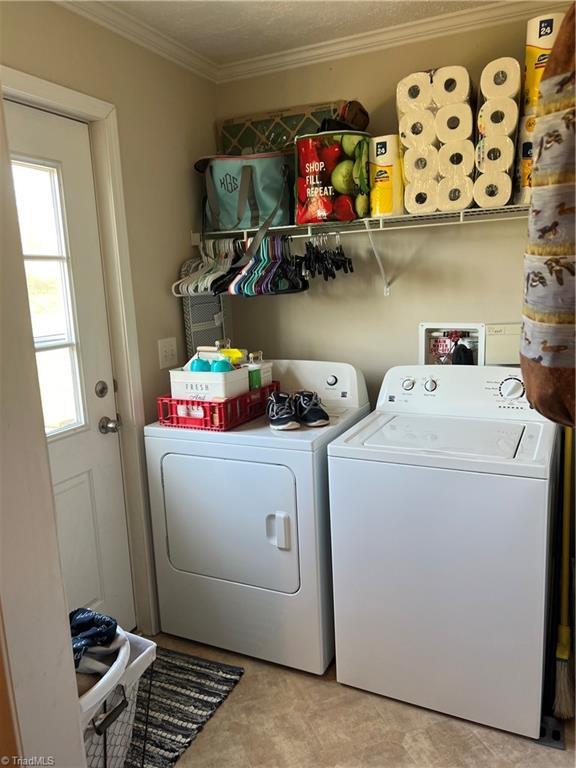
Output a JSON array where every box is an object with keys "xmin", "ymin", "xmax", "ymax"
[
  {"xmin": 192, "ymin": 205, "xmax": 529, "ymax": 243},
  {"xmin": 189, "ymin": 205, "xmax": 529, "ymax": 297}
]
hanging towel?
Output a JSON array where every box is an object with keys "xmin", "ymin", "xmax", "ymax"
[
  {"xmin": 520, "ymin": 3, "xmax": 575, "ymax": 426},
  {"xmin": 69, "ymin": 608, "xmax": 118, "ymax": 669}
]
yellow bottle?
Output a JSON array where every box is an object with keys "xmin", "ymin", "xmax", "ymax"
[{"xmin": 369, "ymin": 135, "xmax": 404, "ymax": 216}]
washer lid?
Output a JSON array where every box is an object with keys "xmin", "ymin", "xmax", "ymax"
[
  {"xmin": 363, "ymin": 415, "xmax": 524, "ymax": 459},
  {"xmin": 328, "ymin": 411, "xmax": 557, "ymax": 479}
]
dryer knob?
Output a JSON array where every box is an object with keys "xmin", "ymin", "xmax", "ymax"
[
  {"xmin": 499, "ymin": 377, "xmax": 525, "ymax": 400},
  {"xmin": 401, "ymin": 378, "xmax": 415, "ymax": 391},
  {"xmin": 424, "ymin": 378, "xmax": 437, "ymax": 392},
  {"xmin": 326, "ymin": 375, "xmax": 338, "ymax": 386}
]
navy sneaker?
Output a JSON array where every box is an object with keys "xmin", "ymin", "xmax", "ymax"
[
  {"xmin": 266, "ymin": 392, "xmax": 300, "ymax": 430},
  {"xmin": 294, "ymin": 391, "xmax": 330, "ymax": 427}
]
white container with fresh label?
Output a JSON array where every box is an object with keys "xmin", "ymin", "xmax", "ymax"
[{"xmin": 170, "ymin": 367, "xmax": 249, "ymax": 401}]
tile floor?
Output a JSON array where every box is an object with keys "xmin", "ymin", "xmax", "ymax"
[{"xmin": 155, "ymin": 633, "xmax": 574, "ymax": 768}]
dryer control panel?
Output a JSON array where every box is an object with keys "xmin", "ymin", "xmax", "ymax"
[
  {"xmin": 272, "ymin": 360, "xmax": 369, "ymax": 408},
  {"xmin": 377, "ymin": 365, "xmax": 548, "ymax": 421}
]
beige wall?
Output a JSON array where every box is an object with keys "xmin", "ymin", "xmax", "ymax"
[
  {"xmin": 216, "ymin": 16, "xmax": 546, "ymax": 401},
  {"xmin": 1, "ymin": 1, "xmax": 215, "ymax": 421},
  {"xmin": 0, "ymin": 4, "xmax": 566, "ymax": 408}
]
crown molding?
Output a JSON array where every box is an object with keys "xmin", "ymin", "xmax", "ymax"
[
  {"xmin": 60, "ymin": 1, "xmax": 568, "ymax": 85},
  {"xmin": 58, "ymin": 1, "xmax": 216, "ymax": 82},
  {"xmin": 218, "ymin": 1, "xmax": 568, "ymax": 83}
]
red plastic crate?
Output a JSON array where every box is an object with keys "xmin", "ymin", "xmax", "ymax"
[{"xmin": 157, "ymin": 381, "xmax": 280, "ymax": 431}]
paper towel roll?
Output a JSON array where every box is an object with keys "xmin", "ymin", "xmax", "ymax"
[
  {"xmin": 404, "ymin": 180, "xmax": 438, "ymax": 214},
  {"xmin": 396, "ymin": 71, "xmax": 434, "ymax": 112},
  {"xmin": 473, "ymin": 172, "xmax": 512, "ymax": 208},
  {"xmin": 435, "ymin": 103, "xmax": 473, "ymax": 144},
  {"xmin": 480, "ymin": 57, "xmax": 521, "ymax": 100},
  {"xmin": 432, "ymin": 66, "xmax": 471, "ymax": 106},
  {"xmin": 369, "ymin": 135, "xmax": 404, "ymax": 216},
  {"xmin": 524, "ymin": 13, "xmax": 565, "ymax": 111},
  {"xmin": 399, "ymin": 109, "xmax": 437, "ymax": 149},
  {"xmin": 475, "ymin": 135, "xmax": 515, "ymax": 173},
  {"xmin": 438, "ymin": 140, "xmax": 474, "ymax": 178},
  {"xmin": 403, "ymin": 145, "xmax": 439, "ymax": 182},
  {"xmin": 438, "ymin": 176, "xmax": 474, "ymax": 211},
  {"xmin": 477, "ymin": 97, "xmax": 519, "ymax": 137}
]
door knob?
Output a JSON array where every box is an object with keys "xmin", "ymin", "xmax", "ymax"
[{"xmin": 99, "ymin": 416, "xmax": 120, "ymax": 434}]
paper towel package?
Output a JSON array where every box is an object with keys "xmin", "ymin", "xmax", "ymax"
[
  {"xmin": 475, "ymin": 135, "xmax": 515, "ymax": 174},
  {"xmin": 404, "ymin": 180, "xmax": 439, "ymax": 214},
  {"xmin": 473, "ymin": 171, "xmax": 512, "ymax": 208},
  {"xmin": 396, "ymin": 71, "xmax": 434, "ymax": 113},
  {"xmin": 514, "ymin": 114, "xmax": 536, "ymax": 204},
  {"xmin": 403, "ymin": 145, "xmax": 439, "ymax": 182},
  {"xmin": 477, "ymin": 97, "xmax": 519, "ymax": 137},
  {"xmin": 523, "ymin": 13, "xmax": 566, "ymax": 112},
  {"xmin": 399, "ymin": 109, "xmax": 437, "ymax": 149},
  {"xmin": 438, "ymin": 176, "xmax": 474, "ymax": 211},
  {"xmin": 480, "ymin": 57, "xmax": 521, "ymax": 100},
  {"xmin": 435, "ymin": 103, "xmax": 473, "ymax": 144},
  {"xmin": 438, "ymin": 140, "xmax": 475, "ymax": 178},
  {"xmin": 432, "ymin": 66, "xmax": 471, "ymax": 106},
  {"xmin": 369, "ymin": 135, "xmax": 404, "ymax": 216}
]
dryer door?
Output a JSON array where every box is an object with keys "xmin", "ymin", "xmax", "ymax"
[{"xmin": 162, "ymin": 454, "xmax": 300, "ymax": 593}]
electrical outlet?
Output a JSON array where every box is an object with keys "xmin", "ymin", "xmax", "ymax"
[{"xmin": 158, "ymin": 337, "xmax": 178, "ymax": 370}]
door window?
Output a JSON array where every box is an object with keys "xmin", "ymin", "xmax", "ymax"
[{"xmin": 11, "ymin": 160, "xmax": 84, "ymax": 436}]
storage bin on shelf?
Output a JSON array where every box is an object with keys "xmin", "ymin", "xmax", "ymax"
[
  {"xmin": 158, "ymin": 382, "xmax": 279, "ymax": 431},
  {"xmin": 80, "ymin": 630, "xmax": 156, "ymax": 768},
  {"xmin": 170, "ymin": 366, "xmax": 250, "ymax": 400}
]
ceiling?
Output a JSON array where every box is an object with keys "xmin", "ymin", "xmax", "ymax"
[
  {"xmin": 101, "ymin": 1, "xmax": 487, "ymax": 66},
  {"xmin": 63, "ymin": 1, "xmax": 563, "ymax": 82}
]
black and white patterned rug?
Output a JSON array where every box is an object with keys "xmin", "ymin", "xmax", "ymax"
[{"xmin": 124, "ymin": 646, "xmax": 244, "ymax": 768}]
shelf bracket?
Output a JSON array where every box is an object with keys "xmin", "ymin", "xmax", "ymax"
[{"xmin": 363, "ymin": 220, "xmax": 390, "ymax": 296}]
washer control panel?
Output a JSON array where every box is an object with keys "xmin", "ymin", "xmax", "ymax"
[
  {"xmin": 377, "ymin": 365, "xmax": 544, "ymax": 420},
  {"xmin": 401, "ymin": 376, "xmax": 437, "ymax": 393},
  {"xmin": 499, "ymin": 376, "xmax": 525, "ymax": 400}
]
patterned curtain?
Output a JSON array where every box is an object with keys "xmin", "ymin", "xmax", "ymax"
[{"xmin": 520, "ymin": 4, "xmax": 576, "ymax": 426}]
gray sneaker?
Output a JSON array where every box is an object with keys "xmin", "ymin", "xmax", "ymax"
[
  {"xmin": 294, "ymin": 391, "xmax": 330, "ymax": 427},
  {"xmin": 266, "ymin": 392, "xmax": 300, "ymax": 430}
]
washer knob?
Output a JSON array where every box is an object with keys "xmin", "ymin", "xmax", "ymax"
[
  {"xmin": 499, "ymin": 377, "xmax": 525, "ymax": 400},
  {"xmin": 424, "ymin": 378, "xmax": 437, "ymax": 392},
  {"xmin": 326, "ymin": 375, "xmax": 338, "ymax": 386},
  {"xmin": 402, "ymin": 378, "xmax": 415, "ymax": 391}
]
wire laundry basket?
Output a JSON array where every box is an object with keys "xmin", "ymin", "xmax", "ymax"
[{"xmin": 179, "ymin": 259, "xmax": 232, "ymax": 359}]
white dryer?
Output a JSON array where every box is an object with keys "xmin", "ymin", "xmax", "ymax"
[
  {"xmin": 328, "ymin": 365, "xmax": 559, "ymax": 738},
  {"xmin": 145, "ymin": 360, "xmax": 369, "ymax": 674}
]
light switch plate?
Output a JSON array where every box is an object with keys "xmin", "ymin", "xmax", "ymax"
[{"xmin": 158, "ymin": 337, "xmax": 178, "ymax": 370}]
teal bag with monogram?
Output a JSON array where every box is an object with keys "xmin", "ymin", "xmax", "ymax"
[{"xmin": 195, "ymin": 152, "xmax": 293, "ymax": 235}]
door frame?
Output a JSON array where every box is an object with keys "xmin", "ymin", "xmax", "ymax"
[{"xmin": 1, "ymin": 66, "xmax": 159, "ymax": 635}]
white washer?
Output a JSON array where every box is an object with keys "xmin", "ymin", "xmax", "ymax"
[
  {"xmin": 328, "ymin": 365, "xmax": 559, "ymax": 738},
  {"xmin": 145, "ymin": 360, "xmax": 369, "ymax": 674}
]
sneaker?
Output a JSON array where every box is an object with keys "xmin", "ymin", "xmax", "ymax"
[
  {"xmin": 294, "ymin": 391, "xmax": 330, "ymax": 427},
  {"xmin": 266, "ymin": 392, "xmax": 300, "ymax": 430}
]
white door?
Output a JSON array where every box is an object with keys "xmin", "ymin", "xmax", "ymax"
[{"xmin": 5, "ymin": 100, "xmax": 136, "ymax": 629}]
